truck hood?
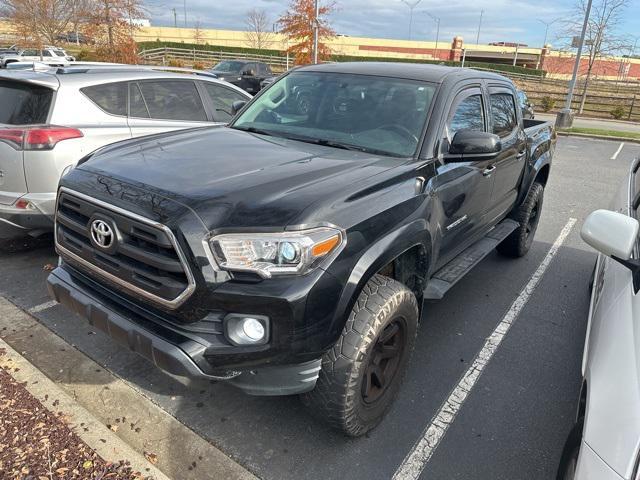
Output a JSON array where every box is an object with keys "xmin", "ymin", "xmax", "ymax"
[{"xmin": 77, "ymin": 126, "xmax": 399, "ymax": 230}]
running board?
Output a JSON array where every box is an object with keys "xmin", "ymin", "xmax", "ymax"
[{"xmin": 423, "ymin": 219, "xmax": 519, "ymax": 301}]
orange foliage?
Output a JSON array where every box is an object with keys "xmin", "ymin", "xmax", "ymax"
[{"xmin": 278, "ymin": 0, "xmax": 336, "ymax": 65}]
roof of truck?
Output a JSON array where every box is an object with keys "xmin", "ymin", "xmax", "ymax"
[{"xmin": 296, "ymin": 62, "xmax": 512, "ymax": 84}]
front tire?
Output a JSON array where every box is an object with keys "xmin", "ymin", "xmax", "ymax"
[
  {"xmin": 556, "ymin": 418, "xmax": 583, "ymax": 480},
  {"xmin": 302, "ymin": 274, "xmax": 419, "ymax": 436},
  {"xmin": 497, "ymin": 182, "xmax": 544, "ymax": 258}
]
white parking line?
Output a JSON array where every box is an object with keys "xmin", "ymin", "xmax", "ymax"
[
  {"xmin": 393, "ymin": 218, "xmax": 577, "ymax": 480},
  {"xmin": 28, "ymin": 300, "xmax": 58, "ymax": 314},
  {"xmin": 611, "ymin": 142, "xmax": 625, "ymax": 160}
]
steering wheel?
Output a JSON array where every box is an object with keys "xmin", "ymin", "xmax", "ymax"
[{"xmin": 379, "ymin": 124, "xmax": 419, "ymax": 144}]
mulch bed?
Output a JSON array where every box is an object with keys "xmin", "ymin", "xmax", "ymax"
[{"xmin": 0, "ymin": 348, "xmax": 150, "ymax": 479}]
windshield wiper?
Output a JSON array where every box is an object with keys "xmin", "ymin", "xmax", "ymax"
[
  {"xmin": 310, "ymin": 138, "xmax": 405, "ymax": 158},
  {"xmin": 233, "ymin": 126, "xmax": 279, "ymax": 137}
]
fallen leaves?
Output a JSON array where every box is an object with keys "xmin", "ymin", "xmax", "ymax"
[{"xmin": 143, "ymin": 451, "xmax": 158, "ymax": 465}]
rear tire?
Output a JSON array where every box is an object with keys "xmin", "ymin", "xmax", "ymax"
[
  {"xmin": 302, "ymin": 274, "xmax": 419, "ymax": 436},
  {"xmin": 497, "ymin": 182, "xmax": 544, "ymax": 258}
]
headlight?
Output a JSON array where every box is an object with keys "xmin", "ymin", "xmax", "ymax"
[{"xmin": 208, "ymin": 227, "xmax": 345, "ymax": 278}]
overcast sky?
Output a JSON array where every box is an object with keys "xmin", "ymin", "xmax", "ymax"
[{"xmin": 144, "ymin": 0, "xmax": 640, "ymax": 50}]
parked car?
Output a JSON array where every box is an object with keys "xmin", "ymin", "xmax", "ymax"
[
  {"xmin": 517, "ymin": 89, "xmax": 535, "ymax": 119},
  {"xmin": 0, "ymin": 47, "xmax": 75, "ymax": 68},
  {"xmin": 47, "ymin": 63, "xmax": 555, "ymax": 436},
  {"xmin": 56, "ymin": 32, "xmax": 93, "ymax": 45},
  {"xmin": 209, "ymin": 60, "xmax": 276, "ymax": 94},
  {"xmin": 0, "ymin": 45, "xmax": 18, "ymax": 56},
  {"xmin": 557, "ymin": 160, "xmax": 640, "ymax": 480},
  {"xmin": 0, "ymin": 66, "xmax": 250, "ymax": 239}
]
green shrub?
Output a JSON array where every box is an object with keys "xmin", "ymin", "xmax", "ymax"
[
  {"xmin": 540, "ymin": 96, "xmax": 555, "ymax": 112},
  {"xmin": 610, "ymin": 105, "xmax": 626, "ymax": 120}
]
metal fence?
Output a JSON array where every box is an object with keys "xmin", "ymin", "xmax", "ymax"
[
  {"xmin": 510, "ymin": 76, "xmax": 640, "ymax": 121},
  {"xmin": 138, "ymin": 47, "xmax": 290, "ymax": 71}
]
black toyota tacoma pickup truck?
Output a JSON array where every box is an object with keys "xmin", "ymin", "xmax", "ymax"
[{"xmin": 47, "ymin": 63, "xmax": 555, "ymax": 436}]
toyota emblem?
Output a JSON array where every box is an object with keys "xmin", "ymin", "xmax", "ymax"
[{"xmin": 90, "ymin": 219, "xmax": 114, "ymax": 249}]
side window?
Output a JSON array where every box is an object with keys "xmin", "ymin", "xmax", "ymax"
[
  {"xmin": 81, "ymin": 82, "xmax": 128, "ymax": 116},
  {"xmin": 42, "ymin": 50, "xmax": 52, "ymax": 57},
  {"xmin": 23, "ymin": 50, "xmax": 37, "ymax": 56},
  {"xmin": 490, "ymin": 93, "xmax": 517, "ymax": 137},
  {"xmin": 202, "ymin": 83, "xmax": 248, "ymax": 122},
  {"xmin": 129, "ymin": 83, "xmax": 149, "ymax": 118},
  {"xmin": 137, "ymin": 81, "xmax": 207, "ymax": 121},
  {"xmin": 448, "ymin": 94, "xmax": 484, "ymax": 137},
  {"xmin": 258, "ymin": 63, "xmax": 268, "ymax": 75}
]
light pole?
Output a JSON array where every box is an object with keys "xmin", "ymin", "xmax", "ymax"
[
  {"xmin": 312, "ymin": 0, "xmax": 319, "ymax": 64},
  {"xmin": 427, "ymin": 13, "xmax": 440, "ymax": 57},
  {"xmin": 556, "ymin": 0, "xmax": 593, "ymax": 128},
  {"xmin": 476, "ymin": 10, "xmax": 484, "ymax": 45},
  {"xmin": 537, "ymin": 18, "xmax": 559, "ymax": 48},
  {"xmin": 400, "ymin": 0, "xmax": 422, "ymax": 41}
]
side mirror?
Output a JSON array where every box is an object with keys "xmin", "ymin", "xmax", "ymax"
[
  {"xmin": 231, "ymin": 100, "xmax": 248, "ymax": 115},
  {"xmin": 449, "ymin": 130, "xmax": 502, "ymax": 157},
  {"xmin": 581, "ymin": 210, "xmax": 639, "ymax": 260}
]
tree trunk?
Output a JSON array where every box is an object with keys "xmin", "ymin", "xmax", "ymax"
[{"xmin": 578, "ymin": 70, "xmax": 592, "ymax": 114}]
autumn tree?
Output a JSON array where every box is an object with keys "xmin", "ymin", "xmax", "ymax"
[
  {"xmin": 278, "ymin": 0, "xmax": 335, "ymax": 65},
  {"xmin": 560, "ymin": 0, "xmax": 630, "ymax": 113},
  {"xmin": 0, "ymin": 0, "xmax": 92, "ymax": 46},
  {"xmin": 87, "ymin": 0, "xmax": 147, "ymax": 64},
  {"xmin": 244, "ymin": 8, "xmax": 273, "ymax": 50}
]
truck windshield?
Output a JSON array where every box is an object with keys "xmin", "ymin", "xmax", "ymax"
[
  {"xmin": 231, "ymin": 71, "xmax": 437, "ymax": 157},
  {"xmin": 212, "ymin": 61, "xmax": 246, "ymax": 73}
]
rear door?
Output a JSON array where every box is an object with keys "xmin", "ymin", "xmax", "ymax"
[
  {"xmin": 432, "ymin": 86, "xmax": 496, "ymax": 265},
  {"xmin": 0, "ymin": 79, "xmax": 54, "ymax": 202},
  {"xmin": 127, "ymin": 79, "xmax": 212, "ymax": 137},
  {"xmin": 487, "ymin": 86, "xmax": 528, "ymax": 221}
]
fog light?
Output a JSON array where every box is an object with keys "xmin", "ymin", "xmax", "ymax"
[{"xmin": 224, "ymin": 314, "xmax": 269, "ymax": 346}]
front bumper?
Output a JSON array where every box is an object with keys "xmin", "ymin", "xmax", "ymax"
[
  {"xmin": 575, "ymin": 440, "xmax": 624, "ymax": 480},
  {"xmin": 47, "ymin": 265, "xmax": 322, "ymax": 396},
  {"xmin": 0, "ymin": 192, "xmax": 56, "ymax": 239}
]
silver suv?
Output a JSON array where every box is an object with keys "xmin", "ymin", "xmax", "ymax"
[{"xmin": 0, "ymin": 67, "xmax": 251, "ymax": 239}]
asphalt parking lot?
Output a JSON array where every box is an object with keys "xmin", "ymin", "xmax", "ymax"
[{"xmin": 1, "ymin": 135, "xmax": 639, "ymax": 480}]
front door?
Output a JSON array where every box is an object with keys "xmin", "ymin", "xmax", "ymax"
[{"xmin": 432, "ymin": 87, "xmax": 496, "ymax": 267}]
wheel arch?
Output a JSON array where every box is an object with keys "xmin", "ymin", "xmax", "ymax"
[{"xmin": 327, "ymin": 220, "xmax": 431, "ymax": 347}]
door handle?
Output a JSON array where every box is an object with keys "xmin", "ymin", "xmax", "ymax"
[
  {"xmin": 516, "ymin": 149, "xmax": 527, "ymax": 159},
  {"xmin": 482, "ymin": 165, "xmax": 496, "ymax": 177}
]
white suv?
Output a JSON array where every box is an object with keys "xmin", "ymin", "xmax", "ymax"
[
  {"xmin": 0, "ymin": 66, "xmax": 250, "ymax": 239},
  {"xmin": 558, "ymin": 158, "xmax": 640, "ymax": 479},
  {"xmin": 0, "ymin": 47, "xmax": 75, "ymax": 68}
]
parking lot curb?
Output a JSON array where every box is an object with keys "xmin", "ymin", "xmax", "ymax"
[
  {"xmin": 0, "ymin": 329, "xmax": 170, "ymax": 480},
  {"xmin": 0, "ymin": 296, "xmax": 258, "ymax": 480},
  {"xmin": 556, "ymin": 131, "xmax": 640, "ymax": 144}
]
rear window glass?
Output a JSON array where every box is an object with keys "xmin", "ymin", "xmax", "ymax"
[
  {"xmin": 81, "ymin": 82, "xmax": 128, "ymax": 116},
  {"xmin": 0, "ymin": 80, "xmax": 53, "ymax": 125}
]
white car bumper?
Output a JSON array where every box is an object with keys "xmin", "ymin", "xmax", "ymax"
[{"xmin": 576, "ymin": 441, "xmax": 625, "ymax": 480}]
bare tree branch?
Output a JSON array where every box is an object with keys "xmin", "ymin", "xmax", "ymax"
[{"xmin": 244, "ymin": 8, "xmax": 273, "ymax": 50}]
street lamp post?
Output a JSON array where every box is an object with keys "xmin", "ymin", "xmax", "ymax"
[
  {"xmin": 312, "ymin": 0, "xmax": 319, "ymax": 64},
  {"xmin": 400, "ymin": 0, "xmax": 422, "ymax": 41},
  {"xmin": 427, "ymin": 13, "xmax": 440, "ymax": 58},
  {"xmin": 556, "ymin": 0, "xmax": 593, "ymax": 128},
  {"xmin": 537, "ymin": 18, "xmax": 559, "ymax": 48},
  {"xmin": 476, "ymin": 10, "xmax": 484, "ymax": 45}
]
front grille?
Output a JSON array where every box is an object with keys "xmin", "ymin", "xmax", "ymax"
[{"xmin": 55, "ymin": 188, "xmax": 195, "ymax": 309}]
